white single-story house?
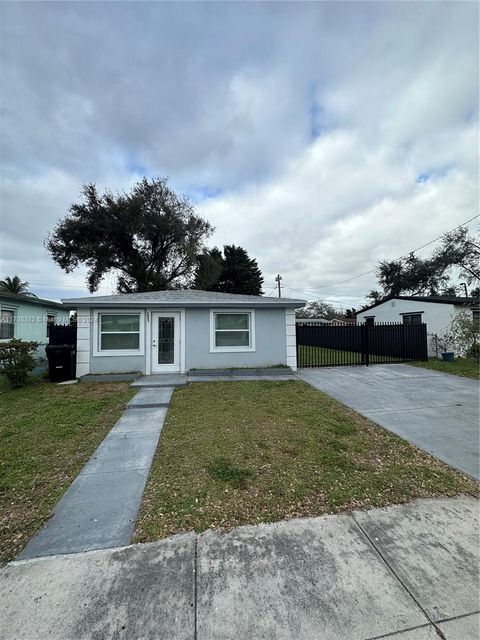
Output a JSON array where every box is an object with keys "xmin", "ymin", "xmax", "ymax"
[
  {"xmin": 61, "ymin": 290, "xmax": 306, "ymax": 377},
  {"xmin": 356, "ymin": 295, "xmax": 479, "ymax": 355},
  {"xmin": 0, "ymin": 292, "xmax": 70, "ymax": 359}
]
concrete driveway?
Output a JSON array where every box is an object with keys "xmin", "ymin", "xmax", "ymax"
[
  {"xmin": 297, "ymin": 364, "xmax": 479, "ymax": 479},
  {"xmin": 1, "ymin": 496, "xmax": 478, "ymax": 640}
]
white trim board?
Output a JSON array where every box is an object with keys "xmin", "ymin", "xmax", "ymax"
[
  {"xmin": 285, "ymin": 308, "xmax": 297, "ymax": 371},
  {"xmin": 76, "ymin": 308, "xmax": 91, "ymax": 377}
]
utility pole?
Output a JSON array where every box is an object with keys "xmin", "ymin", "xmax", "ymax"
[
  {"xmin": 459, "ymin": 282, "xmax": 468, "ymax": 297},
  {"xmin": 275, "ymin": 274, "xmax": 282, "ymax": 298}
]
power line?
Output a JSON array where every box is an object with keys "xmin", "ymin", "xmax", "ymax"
[
  {"xmin": 288, "ymin": 214, "xmax": 479, "ymax": 291},
  {"xmin": 282, "ymin": 285, "xmax": 363, "ymax": 301},
  {"xmin": 27, "ymin": 281, "xmax": 111, "ymax": 290}
]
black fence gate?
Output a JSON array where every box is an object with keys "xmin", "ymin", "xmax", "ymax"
[
  {"xmin": 48, "ymin": 323, "xmax": 77, "ymax": 346},
  {"xmin": 296, "ymin": 322, "xmax": 428, "ymax": 368}
]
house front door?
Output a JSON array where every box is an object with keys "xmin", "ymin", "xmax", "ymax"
[{"xmin": 151, "ymin": 312, "xmax": 181, "ymax": 373}]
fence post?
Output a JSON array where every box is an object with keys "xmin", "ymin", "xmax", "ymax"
[{"xmin": 361, "ymin": 324, "xmax": 369, "ymax": 366}]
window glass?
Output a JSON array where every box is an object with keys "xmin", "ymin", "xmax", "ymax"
[
  {"xmin": 101, "ymin": 315, "xmax": 139, "ymax": 332},
  {"xmin": 403, "ymin": 314, "xmax": 422, "ymax": 325},
  {"xmin": 0, "ymin": 310, "xmax": 14, "ymax": 339},
  {"xmin": 215, "ymin": 330, "xmax": 250, "ymax": 347},
  {"xmin": 215, "ymin": 313, "xmax": 249, "ymax": 330},
  {"xmin": 46, "ymin": 314, "xmax": 55, "ymax": 336},
  {"xmin": 101, "ymin": 333, "xmax": 140, "ymax": 350}
]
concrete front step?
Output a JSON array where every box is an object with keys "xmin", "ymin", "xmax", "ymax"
[
  {"xmin": 190, "ymin": 367, "xmax": 292, "ymax": 376},
  {"xmin": 81, "ymin": 373, "xmax": 141, "ymax": 382},
  {"xmin": 131, "ymin": 374, "xmax": 187, "ymax": 388},
  {"xmin": 127, "ymin": 387, "xmax": 174, "ymax": 408}
]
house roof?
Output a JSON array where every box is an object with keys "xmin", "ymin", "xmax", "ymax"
[
  {"xmin": 0, "ymin": 291, "xmax": 67, "ymax": 310},
  {"xmin": 356, "ymin": 295, "xmax": 478, "ymax": 316},
  {"xmin": 62, "ymin": 289, "xmax": 306, "ymax": 309}
]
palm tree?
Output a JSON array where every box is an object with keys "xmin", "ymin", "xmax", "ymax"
[{"xmin": 0, "ymin": 275, "xmax": 37, "ymax": 296}]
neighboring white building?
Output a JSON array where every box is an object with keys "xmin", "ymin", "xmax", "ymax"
[{"xmin": 356, "ymin": 295, "xmax": 479, "ymax": 356}]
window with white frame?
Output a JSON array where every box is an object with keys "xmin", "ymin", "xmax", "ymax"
[
  {"xmin": 0, "ymin": 309, "xmax": 15, "ymax": 339},
  {"xmin": 98, "ymin": 314, "xmax": 141, "ymax": 351},
  {"xmin": 211, "ymin": 311, "xmax": 255, "ymax": 351}
]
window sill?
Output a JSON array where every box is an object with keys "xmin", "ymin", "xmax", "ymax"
[
  {"xmin": 93, "ymin": 349, "xmax": 145, "ymax": 357},
  {"xmin": 209, "ymin": 346, "xmax": 256, "ymax": 354}
]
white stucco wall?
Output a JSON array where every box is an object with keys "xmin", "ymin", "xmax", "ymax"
[{"xmin": 356, "ymin": 299, "xmax": 466, "ymax": 356}]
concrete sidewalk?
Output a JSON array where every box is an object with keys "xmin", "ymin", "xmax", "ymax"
[
  {"xmin": 19, "ymin": 387, "xmax": 175, "ymax": 560},
  {"xmin": 2, "ymin": 495, "xmax": 478, "ymax": 640},
  {"xmin": 297, "ymin": 364, "xmax": 479, "ymax": 479}
]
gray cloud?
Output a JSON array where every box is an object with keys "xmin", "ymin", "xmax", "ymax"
[{"xmin": 0, "ymin": 1, "xmax": 478, "ymax": 306}]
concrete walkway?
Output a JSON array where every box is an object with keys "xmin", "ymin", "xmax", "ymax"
[
  {"xmin": 19, "ymin": 385, "xmax": 176, "ymax": 560},
  {"xmin": 19, "ymin": 373, "xmax": 295, "ymax": 560},
  {"xmin": 297, "ymin": 364, "xmax": 480, "ymax": 479},
  {"xmin": 2, "ymin": 495, "xmax": 478, "ymax": 640}
]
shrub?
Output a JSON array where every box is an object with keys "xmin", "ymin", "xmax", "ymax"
[
  {"xmin": 450, "ymin": 311, "xmax": 480, "ymax": 361},
  {"xmin": 431, "ymin": 328, "xmax": 455, "ymax": 355},
  {"xmin": 0, "ymin": 339, "xmax": 39, "ymax": 388},
  {"xmin": 432, "ymin": 311, "xmax": 480, "ymax": 360}
]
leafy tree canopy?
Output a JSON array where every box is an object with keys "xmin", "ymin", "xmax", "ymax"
[
  {"xmin": 376, "ymin": 226, "xmax": 479, "ymax": 297},
  {"xmin": 296, "ymin": 301, "xmax": 341, "ymax": 320},
  {"xmin": 193, "ymin": 245, "xmax": 264, "ymax": 295},
  {"xmin": 0, "ymin": 275, "xmax": 37, "ymax": 296},
  {"xmin": 193, "ymin": 247, "xmax": 224, "ymax": 291},
  {"xmin": 46, "ymin": 177, "xmax": 214, "ymax": 293}
]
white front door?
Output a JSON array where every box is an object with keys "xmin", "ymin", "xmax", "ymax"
[{"xmin": 151, "ymin": 312, "xmax": 181, "ymax": 373}]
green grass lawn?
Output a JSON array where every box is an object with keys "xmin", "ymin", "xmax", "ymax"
[
  {"xmin": 411, "ymin": 358, "xmax": 479, "ymax": 380},
  {"xmin": 134, "ymin": 380, "xmax": 477, "ymax": 543},
  {"xmin": 0, "ymin": 380, "xmax": 135, "ymax": 563},
  {"xmin": 297, "ymin": 344, "xmax": 403, "ymax": 366}
]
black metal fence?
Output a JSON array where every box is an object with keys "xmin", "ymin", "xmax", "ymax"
[
  {"xmin": 296, "ymin": 322, "xmax": 428, "ymax": 368},
  {"xmin": 48, "ymin": 324, "xmax": 77, "ymax": 346}
]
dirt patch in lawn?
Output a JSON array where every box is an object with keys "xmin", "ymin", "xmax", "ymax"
[
  {"xmin": 0, "ymin": 380, "xmax": 135, "ymax": 563},
  {"xmin": 134, "ymin": 380, "xmax": 478, "ymax": 542}
]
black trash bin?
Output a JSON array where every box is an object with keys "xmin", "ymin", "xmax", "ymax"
[{"xmin": 46, "ymin": 344, "xmax": 77, "ymax": 382}]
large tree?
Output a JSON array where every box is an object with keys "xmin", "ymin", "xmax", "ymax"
[
  {"xmin": 0, "ymin": 275, "xmax": 37, "ymax": 296},
  {"xmin": 193, "ymin": 247, "xmax": 224, "ymax": 290},
  {"xmin": 296, "ymin": 301, "xmax": 341, "ymax": 320},
  {"xmin": 376, "ymin": 226, "xmax": 479, "ymax": 297},
  {"xmin": 193, "ymin": 245, "xmax": 264, "ymax": 295},
  {"xmin": 46, "ymin": 177, "xmax": 214, "ymax": 293}
]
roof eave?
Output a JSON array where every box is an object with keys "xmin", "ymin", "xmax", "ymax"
[
  {"xmin": 64, "ymin": 300, "xmax": 306, "ymax": 309},
  {"xmin": 0, "ymin": 292, "xmax": 67, "ymax": 310}
]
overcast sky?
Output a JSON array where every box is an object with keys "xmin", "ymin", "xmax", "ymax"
[{"xmin": 1, "ymin": 1, "xmax": 478, "ymax": 307}]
